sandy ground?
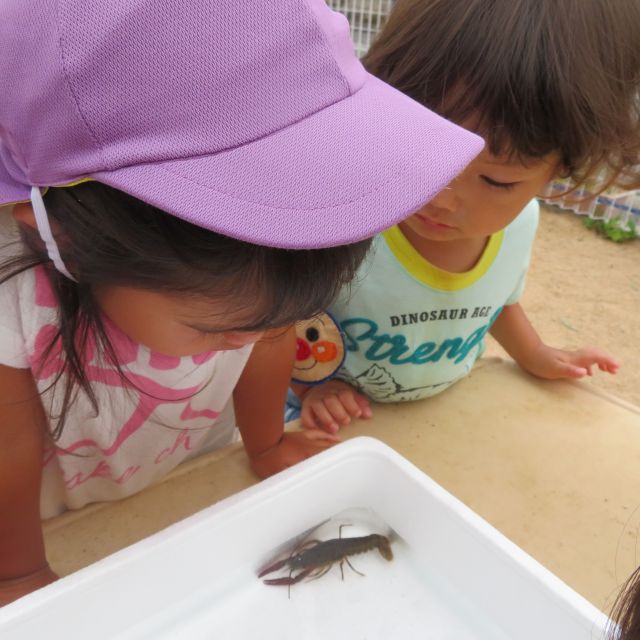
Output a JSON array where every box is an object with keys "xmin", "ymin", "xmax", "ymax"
[{"xmin": 484, "ymin": 205, "xmax": 640, "ymax": 406}]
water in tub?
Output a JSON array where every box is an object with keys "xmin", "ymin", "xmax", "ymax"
[{"xmin": 118, "ymin": 507, "xmax": 509, "ymax": 639}]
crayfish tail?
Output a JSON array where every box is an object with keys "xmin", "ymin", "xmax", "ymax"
[{"xmin": 376, "ymin": 536, "xmax": 394, "ymax": 561}]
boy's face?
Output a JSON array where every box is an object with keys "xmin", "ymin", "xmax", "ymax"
[{"xmin": 403, "ymin": 147, "xmax": 560, "ymax": 242}]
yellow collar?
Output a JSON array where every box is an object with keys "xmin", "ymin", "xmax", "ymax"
[{"xmin": 382, "ymin": 225, "xmax": 504, "ymax": 291}]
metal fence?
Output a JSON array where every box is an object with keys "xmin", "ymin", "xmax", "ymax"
[
  {"xmin": 540, "ymin": 180, "xmax": 640, "ymax": 236},
  {"xmin": 327, "ymin": 0, "xmax": 393, "ymax": 57},
  {"xmin": 327, "ymin": 1, "xmax": 639, "ymax": 237}
]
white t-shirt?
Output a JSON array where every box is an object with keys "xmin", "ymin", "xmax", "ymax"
[
  {"xmin": 329, "ymin": 200, "xmax": 539, "ymax": 402},
  {"xmin": 0, "ymin": 217, "xmax": 252, "ymax": 518}
]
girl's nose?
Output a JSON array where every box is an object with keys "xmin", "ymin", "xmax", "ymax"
[
  {"xmin": 427, "ymin": 185, "xmax": 457, "ymax": 212},
  {"xmin": 222, "ymin": 331, "xmax": 264, "ymax": 348}
]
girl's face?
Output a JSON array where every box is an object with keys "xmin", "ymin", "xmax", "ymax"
[
  {"xmin": 401, "ymin": 146, "xmax": 560, "ymax": 242},
  {"xmin": 96, "ymin": 286, "xmax": 266, "ymax": 357}
]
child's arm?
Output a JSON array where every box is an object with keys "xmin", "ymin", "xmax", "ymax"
[
  {"xmin": 0, "ymin": 365, "xmax": 58, "ymax": 606},
  {"xmin": 293, "ymin": 380, "xmax": 371, "ymax": 433},
  {"xmin": 489, "ymin": 303, "xmax": 619, "ymax": 379},
  {"xmin": 233, "ymin": 327, "xmax": 340, "ymax": 479}
]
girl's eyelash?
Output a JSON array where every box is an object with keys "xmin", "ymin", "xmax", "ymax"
[{"xmin": 481, "ymin": 175, "xmax": 517, "ymax": 190}]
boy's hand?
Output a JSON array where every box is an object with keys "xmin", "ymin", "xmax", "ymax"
[
  {"xmin": 301, "ymin": 380, "xmax": 372, "ymax": 433},
  {"xmin": 248, "ymin": 430, "xmax": 340, "ymax": 479},
  {"xmin": 0, "ymin": 564, "xmax": 59, "ymax": 607},
  {"xmin": 522, "ymin": 345, "xmax": 620, "ymax": 380},
  {"xmin": 491, "ymin": 305, "xmax": 619, "ymax": 381}
]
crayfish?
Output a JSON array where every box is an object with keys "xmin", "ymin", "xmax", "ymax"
[{"xmin": 258, "ymin": 524, "xmax": 393, "ymax": 596}]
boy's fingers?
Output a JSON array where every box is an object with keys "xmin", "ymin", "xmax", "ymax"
[
  {"xmin": 354, "ymin": 393, "xmax": 372, "ymax": 418},
  {"xmin": 300, "ymin": 429, "xmax": 341, "ymax": 444},
  {"xmin": 575, "ymin": 349, "xmax": 619, "ymax": 366},
  {"xmin": 300, "ymin": 406, "xmax": 321, "ymax": 431},
  {"xmin": 569, "ymin": 358, "xmax": 593, "ymax": 376},
  {"xmin": 571, "ymin": 349, "xmax": 619, "ymax": 375},
  {"xmin": 324, "ymin": 395, "xmax": 352, "ymax": 425},
  {"xmin": 559, "ymin": 363, "xmax": 588, "ymax": 379},
  {"xmin": 336, "ymin": 391, "xmax": 364, "ymax": 418},
  {"xmin": 597, "ymin": 357, "xmax": 620, "ymax": 372},
  {"xmin": 310, "ymin": 402, "xmax": 339, "ymax": 433}
]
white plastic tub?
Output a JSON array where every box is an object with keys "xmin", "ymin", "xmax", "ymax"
[{"xmin": 0, "ymin": 437, "xmax": 612, "ymax": 639}]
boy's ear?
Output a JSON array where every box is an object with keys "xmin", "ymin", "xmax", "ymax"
[
  {"xmin": 11, "ymin": 202, "xmax": 37, "ymax": 228},
  {"xmin": 555, "ymin": 161, "xmax": 571, "ymax": 180}
]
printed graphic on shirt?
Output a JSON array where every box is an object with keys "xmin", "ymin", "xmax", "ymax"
[
  {"xmin": 339, "ymin": 363, "xmax": 460, "ymax": 402},
  {"xmin": 329, "ymin": 200, "xmax": 539, "ymax": 403},
  {"xmin": 341, "ymin": 306, "xmax": 498, "ymax": 366},
  {"xmin": 336, "ymin": 307, "xmax": 499, "ymax": 401},
  {"xmin": 293, "ymin": 312, "xmax": 345, "ymax": 384}
]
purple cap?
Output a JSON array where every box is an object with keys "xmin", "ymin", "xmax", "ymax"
[{"xmin": 0, "ymin": 0, "xmax": 483, "ymax": 249}]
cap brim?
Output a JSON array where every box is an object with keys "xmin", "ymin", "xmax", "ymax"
[
  {"xmin": 1, "ymin": 75, "xmax": 484, "ymax": 248},
  {"xmin": 0, "ymin": 155, "xmax": 30, "ymax": 206},
  {"xmin": 96, "ymin": 74, "xmax": 482, "ymax": 248}
]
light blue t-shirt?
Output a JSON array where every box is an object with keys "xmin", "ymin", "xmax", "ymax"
[{"xmin": 329, "ymin": 199, "xmax": 539, "ymax": 402}]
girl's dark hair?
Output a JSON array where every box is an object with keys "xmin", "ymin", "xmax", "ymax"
[
  {"xmin": 363, "ymin": 0, "xmax": 640, "ymax": 190},
  {"xmin": 2, "ymin": 182, "xmax": 371, "ymax": 439},
  {"xmin": 608, "ymin": 566, "xmax": 640, "ymax": 639}
]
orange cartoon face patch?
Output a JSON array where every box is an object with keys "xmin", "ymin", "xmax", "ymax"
[{"xmin": 292, "ymin": 312, "xmax": 345, "ymax": 385}]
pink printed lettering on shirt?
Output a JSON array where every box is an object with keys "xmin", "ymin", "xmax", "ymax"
[
  {"xmin": 62, "ymin": 368, "xmax": 211, "ymax": 456},
  {"xmin": 65, "ymin": 461, "xmax": 141, "ymax": 490},
  {"xmin": 154, "ymin": 429, "xmax": 193, "ymax": 465},
  {"xmin": 30, "ymin": 323, "xmax": 62, "ymax": 379},
  {"xmin": 30, "ymin": 270, "xmax": 223, "ymax": 487},
  {"xmin": 149, "ymin": 351, "xmax": 182, "ymax": 370},
  {"xmin": 34, "ymin": 267, "xmax": 57, "ymax": 308},
  {"xmin": 30, "ymin": 321, "xmax": 220, "ymax": 457},
  {"xmin": 179, "ymin": 402, "xmax": 220, "ymax": 421},
  {"xmin": 116, "ymin": 465, "xmax": 141, "ymax": 485},
  {"xmin": 192, "ymin": 351, "xmax": 216, "ymax": 365}
]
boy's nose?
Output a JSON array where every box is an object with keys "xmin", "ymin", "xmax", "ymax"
[{"xmin": 427, "ymin": 185, "xmax": 457, "ymax": 212}]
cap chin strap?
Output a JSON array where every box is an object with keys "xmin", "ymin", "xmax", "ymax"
[{"xmin": 30, "ymin": 187, "xmax": 77, "ymax": 281}]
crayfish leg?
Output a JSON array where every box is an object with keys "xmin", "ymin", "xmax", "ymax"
[
  {"xmin": 305, "ymin": 564, "xmax": 332, "ymax": 583},
  {"xmin": 344, "ymin": 557, "xmax": 365, "ymax": 577}
]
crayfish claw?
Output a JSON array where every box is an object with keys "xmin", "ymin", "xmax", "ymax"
[
  {"xmin": 257, "ymin": 558, "xmax": 288, "ymax": 578},
  {"xmin": 262, "ymin": 576, "xmax": 295, "ymax": 586},
  {"xmin": 263, "ymin": 568, "xmax": 312, "ymax": 586}
]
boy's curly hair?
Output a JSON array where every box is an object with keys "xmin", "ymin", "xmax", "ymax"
[
  {"xmin": 364, "ymin": 0, "xmax": 640, "ymax": 192},
  {"xmin": 608, "ymin": 565, "xmax": 640, "ymax": 639}
]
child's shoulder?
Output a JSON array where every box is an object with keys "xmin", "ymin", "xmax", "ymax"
[
  {"xmin": 504, "ymin": 198, "xmax": 540, "ymax": 238},
  {"xmin": 0, "ymin": 214, "xmax": 37, "ymax": 289},
  {"xmin": 0, "ymin": 214, "xmax": 53, "ymax": 368}
]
